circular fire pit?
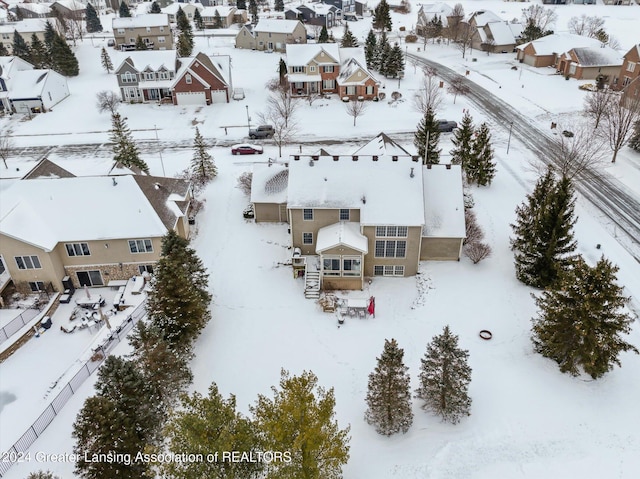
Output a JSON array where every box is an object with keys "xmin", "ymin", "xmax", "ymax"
[{"xmin": 479, "ymin": 330, "xmax": 493, "ymax": 340}]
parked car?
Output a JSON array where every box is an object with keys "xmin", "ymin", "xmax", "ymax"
[
  {"xmin": 107, "ymin": 38, "xmax": 116, "ymax": 47},
  {"xmin": 437, "ymin": 120, "xmax": 458, "ymax": 132},
  {"xmin": 249, "ymin": 125, "xmax": 275, "ymax": 139},
  {"xmin": 232, "ymin": 88, "xmax": 245, "ymax": 100},
  {"xmin": 562, "ymin": 130, "xmax": 574, "ymax": 138},
  {"xmin": 232, "ymin": 144, "xmax": 264, "ymax": 155}
]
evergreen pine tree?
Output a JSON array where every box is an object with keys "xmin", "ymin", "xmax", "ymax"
[
  {"xmin": 163, "ymin": 383, "xmax": 263, "ymax": 479},
  {"xmin": 150, "ymin": 1, "xmax": 162, "ymax": 14},
  {"xmin": 194, "ymin": 9, "xmax": 204, "ymax": 30},
  {"xmin": 146, "ymin": 230, "xmax": 211, "ymax": 352},
  {"xmin": 318, "ymin": 25, "xmax": 329, "ymax": 43},
  {"xmin": 450, "ymin": 110, "xmax": 474, "ymax": 168},
  {"xmin": 176, "ymin": 7, "xmax": 194, "ymax": 57},
  {"xmin": 467, "ymin": 122, "xmax": 496, "ymax": 186},
  {"xmin": 386, "ymin": 42, "xmax": 404, "ymax": 78},
  {"xmin": 278, "ymin": 57, "xmax": 287, "ymax": 87},
  {"xmin": 364, "ymin": 29, "xmax": 377, "ymax": 69},
  {"xmin": 365, "ymin": 338, "xmax": 413, "ymax": 436},
  {"xmin": 237, "ymin": 0, "xmax": 247, "ymax": 10},
  {"xmin": 374, "ymin": 31, "xmax": 389, "ymax": 72},
  {"xmin": 629, "ymin": 120, "xmax": 640, "ymax": 151},
  {"xmin": 100, "ymin": 47, "xmax": 114, "ymax": 73},
  {"xmin": 274, "ymin": 0, "xmax": 285, "ymax": 12},
  {"xmin": 109, "ymin": 113, "xmax": 149, "ymax": 173},
  {"xmin": 119, "ymin": 0, "xmax": 131, "ymax": 18},
  {"xmin": 29, "ymin": 34, "xmax": 47, "ymax": 68},
  {"xmin": 212, "ymin": 9, "xmax": 223, "ymax": 29},
  {"xmin": 85, "ymin": 4, "xmax": 103, "ymax": 33},
  {"xmin": 190, "ymin": 127, "xmax": 217, "ymax": 189},
  {"xmin": 249, "ymin": 0, "xmax": 258, "ymax": 23},
  {"xmin": 12, "ymin": 31, "xmax": 30, "ymax": 62},
  {"xmin": 51, "ymin": 34, "xmax": 79, "ymax": 76},
  {"xmin": 251, "ymin": 370, "xmax": 350, "ymax": 479},
  {"xmin": 416, "ymin": 326, "xmax": 472, "ymax": 424},
  {"xmin": 373, "ymin": 0, "xmax": 392, "ymax": 32},
  {"xmin": 0, "ymin": 43, "xmax": 8, "ymax": 56},
  {"xmin": 340, "ymin": 23, "xmax": 358, "ymax": 48},
  {"xmin": 414, "ymin": 107, "xmax": 441, "ymax": 164},
  {"xmin": 378, "ymin": 38, "xmax": 392, "ymax": 76},
  {"xmin": 44, "ymin": 20, "xmax": 56, "ymax": 52},
  {"xmin": 511, "ymin": 169, "xmax": 578, "ymax": 288},
  {"xmin": 532, "ymin": 257, "xmax": 639, "ymax": 379},
  {"xmin": 135, "ymin": 34, "xmax": 147, "ymax": 50}
]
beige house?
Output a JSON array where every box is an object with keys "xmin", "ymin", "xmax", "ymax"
[
  {"xmin": 249, "ymin": 135, "xmax": 466, "ymax": 292},
  {"xmin": 235, "ymin": 19, "xmax": 306, "ymax": 52},
  {"xmin": 556, "ymin": 46, "xmax": 622, "ymax": 84},
  {"xmin": 112, "ymin": 14, "xmax": 173, "ymax": 51},
  {"xmin": 162, "ymin": 2, "xmax": 202, "ymax": 23},
  {"xmin": 515, "ymin": 33, "xmax": 605, "ymax": 68},
  {"xmin": 0, "ymin": 160, "xmax": 192, "ymax": 294},
  {"xmin": 0, "ymin": 19, "xmax": 53, "ymax": 55},
  {"xmin": 200, "ymin": 6, "xmax": 245, "ymax": 28}
]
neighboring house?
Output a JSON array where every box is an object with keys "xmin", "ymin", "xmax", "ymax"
[
  {"xmin": 200, "ymin": 6, "xmax": 244, "ymax": 28},
  {"xmin": 541, "ymin": 0, "xmax": 568, "ymax": 4},
  {"xmin": 112, "ymin": 14, "xmax": 173, "ymax": 51},
  {"xmin": 50, "ymin": 0, "xmax": 86, "ymax": 20},
  {"xmin": 354, "ymin": 0, "xmax": 367, "ymax": 17},
  {"xmin": 12, "ymin": 2, "xmax": 53, "ymax": 19},
  {"xmin": 416, "ymin": 3, "xmax": 452, "ymax": 36},
  {"xmin": 515, "ymin": 33, "xmax": 604, "ymax": 68},
  {"xmin": 614, "ymin": 44, "xmax": 640, "ymax": 92},
  {"xmin": 285, "ymin": 3, "xmax": 342, "ymax": 28},
  {"xmin": 466, "ymin": 10, "xmax": 522, "ymax": 53},
  {"xmin": 0, "ymin": 159, "xmax": 193, "ymax": 293},
  {"xmin": 602, "ymin": 0, "xmax": 631, "ymax": 4},
  {"xmin": 171, "ymin": 51, "xmax": 231, "ymax": 105},
  {"xmin": 114, "ymin": 51, "xmax": 177, "ymax": 103},
  {"xmin": 323, "ymin": 0, "xmax": 356, "ymax": 15},
  {"xmin": 250, "ymin": 144, "xmax": 466, "ymax": 291},
  {"xmin": 0, "ymin": 55, "xmax": 34, "ymax": 112},
  {"xmin": 1, "ymin": 68, "xmax": 69, "ymax": 114},
  {"xmin": 162, "ymin": 1, "xmax": 203, "ymax": 23},
  {"xmin": 285, "ymin": 43, "xmax": 379, "ymax": 100},
  {"xmin": 235, "ymin": 19, "xmax": 306, "ymax": 52},
  {"xmin": 556, "ymin": 46, "xmax": 622, "ymax": 84},
  {"xmin": 0, "ymin": 18, "xmax": 52, "ymax": 55}
]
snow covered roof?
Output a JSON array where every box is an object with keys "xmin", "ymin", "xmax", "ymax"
[
  {"xmin": 422, "ymin": 165, "xmax": 465, "ymax": 238},
  {"xmin": 0, "ymin": 175, "xmax": 187, "ymax": 251},
  {"xmin": 200, "ymin": 6, "xmax": 235, "ymax": 17},
  {"xmin": 6, "ymin": 69, "xmax": 61, "ymax": 100},
  {"xmin": 174, "ymin": 52, "xmax": 230, "ymax": 88},
  {"xmin": 353, "ymin": 133, "xmax": 411, "ymax": 156},
  {"xmin": 14, "ymin": 2, "xmax": 52, "ymax": 15},
  {"xmin": 162, "ymin": 2, "xmax": 204, "ymax": 14},
  {"xmin": 516, "ymin": 33, "xmax": 603, "ymax": 55},
  {"xmin": 51, "ymin": 0, "xmax": 86, "ymax": 11},
  {"xmin": 486, "ymin": 21, "xmax": 521, "ymax": 46},
  {"xmin": 112, "ymin": 14, "xmax": 170, "ymax": 29},
  {"xmin": 286, "ymin": 43, "xmax": 340, "ymax": 66},
  {"xmin": 117, "ymin": 51, "xmax": 177, "ymax": 73},
  {"xmin": 301, "ymin": 3, "xmax": 336, "ymax": 15},
  {"xmin": 468, "ymin": 10, "xmax": 503, "ymax": 27},
  {"xmin": 254, "ymin": 19, "xmax": 302, "ymax": 34},
  {"xmin": 571, "ymin": 46, "xmax": 622, "ymax": 67},
  {"xmin": 251, "ymin": 164, "xmax": 289, "ymax": 204},
  {"xmin": 287, "ymin": 155, "xmax": 425, "ymax": 227},
  {"xmin": 22, "ymin": 158, "xmax": 75, "ymax": 180},
  {"xmin": 0, "ymin": 56, "xmax": 33, "ymax": 79},
  {"xmin": 418, "ymin": 3, "xmax": 452, "ymax": 27},
  {"xmin": 0, "ymin": 18, "xmax": 53, "ymax": 34},
  {"xmin": 316, "ymin": 221, "xmax": 368, "ymax": 254}
]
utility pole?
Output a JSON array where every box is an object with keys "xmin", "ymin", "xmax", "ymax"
[
  {"xmin": 245, "ymin": 105, "xmax": 251, "ymax": 135},
  {"xmin": 154, "ymin": 124, "xmax": 166, "ymax": 176}
]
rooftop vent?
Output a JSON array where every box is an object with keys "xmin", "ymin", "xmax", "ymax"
[
  {"xmin": 446, "ymin": 164, "xmax": 451, "ymax": 170},
  {"xmin": 392, "ymin": 155, "xmax": 398, "ymax": 161},
  {"xmin": 352, "ymin": 155, "xmax": 358, "ymax": 161},
  {"xmin": 333, "ymin": 155, "xmax": 340, "ymax": 161},
  {"xmin": 410, "ymin": 167, "xmax": 414, "ymax": 178},
  {"xmin": 112, "ymin": 177, "xmax": 117, "ymax": 186},
  {"xmin": 372, "ymin": 155, "xmax": 379, "ymax": 161},
  {"xmin": 294, "ymin": 155, "xmax": 300, "ymax": 161}
]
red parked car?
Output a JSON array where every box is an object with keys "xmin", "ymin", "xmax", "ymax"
[{"xmin": 231, "ymin": 144, "xmax": 264, "ymax": 155}]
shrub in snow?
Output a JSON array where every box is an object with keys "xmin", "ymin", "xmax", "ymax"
[
  {"xmin": 464, "ymin": 242, "xmax": 492, "ymax": 264},
  {"xmin": 391, "ymin": 91, "xmax": 402, "ymax": 101},
  {"xmin": 237, "ymin": 171, "xmax": 253, "ymax": 196},
  {"xmin": 463, "ymin": 208, "xmax": 483, "ymax": 246}
]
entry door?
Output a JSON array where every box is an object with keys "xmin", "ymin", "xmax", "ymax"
[{"xmin": 77, "ymin": 270, "xmax": 104, "ymax": 287}]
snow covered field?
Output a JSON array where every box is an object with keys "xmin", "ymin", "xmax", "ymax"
[{"xmin": 1, "ymin": 1, "xmax": 639, "ymax": 478}]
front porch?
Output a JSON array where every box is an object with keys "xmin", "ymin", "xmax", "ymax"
[{"xmin": 139, "ymin": 80, "xmax": 173, "ymax": 103}]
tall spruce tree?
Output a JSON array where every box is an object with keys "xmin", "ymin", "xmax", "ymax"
[
  {"xmin": 85, "ymin": 4, "xmax": 103, "ymax": 33},
  {"xmin": 146, "ymin": 230, "xmax": 211, "ymax": 352},
  {"xmin": 194, "ymin": 9, "xmax": 204, "ymax": 30},
  {"xmin": 531, "ymin": 257, "xmax": 638, "ymax": 379},
  {"xmin": 249, "ymin": 0, "xmax": 258, "ymax": 23},
  {"xmin": 414, "ymin": 107, "xmax": 441, "ymax": 164},
  {"xmin": 135, "ymin": 34, "xmax": 147, "ymax": 50},
  {"xmin": 251, "ymin": 369, "xmax": 350, "ymax": 479},
  {"xmin": 100, "ymin": 47, "xmax": 113, "ymax": 73},
  {"xmin": 450, "ymin": 110, "xmax": 474, "ymax": 168},
  {"xmin": 318, "ymin": 25, "xmax": 329, "ymax": 43},
  {"xmin": 190, "ymin": 127, "xmax": 217, "ymax": 189},
  {"xmin": 385, "ymin": 42, "xmax": 404, "ymax": 78},
  {"xmin": 163, "ymin": 384, "xmax": 263, "ymax": 479},
  {"xmin": 29, "ymin": 34, "xmax": 47, "ymax": 68},
  {"xmin": 629, "ymin": 120, "xmax": 640, "ymax": 151},
  {"xmin": 44, "ymin": 20, "xmax": 56, "ymax": 52},
  {"xmin": 511, "ymin": 169, "xmax": 578, "ymax": 288},
  {"xmin": 378, "ymin": 37, "xmax": 392, "ymax": 76},
  {"xmin": 274, "ymin": 0, "xmax": 285, "ymax": 12},
  {"xmin": 109, "ymin": 113, "xmax": 149, "ymax": 173},
  {"xmin": 340, "ymin": 23, "xmax": 358, "ymax": 47},
  {"xmin": 0, "ymin": 43, "xmax": 8, "ymax": 56},
  {"xmin": 364, "ymin": 29, "xmax": 377, "ymax": 69},
  {"xmin": 119, "ymin": 0, "xmax": 131, "ymax": 17},
  {"xmin": 51, "ymin": 34, "xmax": 79, "ymax": 76},
  {"xmin": 373, "ymin": 0, "xmax": 392, "ymax": 31},
  {"xmin": 416, "ymin": 326, "xmax": 472, "ymax": 424},
  {"xmin": 467, "ymin": 122, "xmax": 496, "ymax": 186},
  {"xmin": 213, "ymin": 9, "xmax": 223, "ymax": 29},
  {"xmin": 176, "ymin": 7, "xmax": 194, "ymax": 57},
  {"xmin": 236, "ymin": 0, "xmax": 247, "ymax": 10},
  {"xmin": 365, "ymin": 338, "xmax": 413, "ymax": 436},
  {"xmin": 12, "ymin": 31, "xmax": 30, "ymax": 62},
  {"xmin": 375, "ymin": 31, "xmax": 390, "ymax": 72},
  {"xmin": 150, "ymin": 1, "xmax": 162, "ymax": 13}
]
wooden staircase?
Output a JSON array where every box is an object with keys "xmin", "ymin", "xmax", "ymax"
[{"xmin": 304, "ymin": 269, "xmax": 321, "ymax": 299}]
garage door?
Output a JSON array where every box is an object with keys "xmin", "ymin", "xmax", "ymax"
[
  {"xmin": 524, "ymin": 55, "xmax": 536, "ymax": 67},
  {"xmin": 175, "ymin": 91, "xmax": 207, "ymax": 106},
  {"xmin": 211, "ymin": 90, "xmax": 227, "ymax": 104}
]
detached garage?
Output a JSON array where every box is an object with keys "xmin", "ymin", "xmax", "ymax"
[{"xmin": 171, "ymin": 52, "xmax": 231, "ymax": 106}]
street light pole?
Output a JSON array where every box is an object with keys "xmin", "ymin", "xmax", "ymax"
[
  {"xmin": 506, "ymin": 121, "xmax": 513, "ymax": 155},
  {"xmin": 154, "ymin": 124, "xmax": 166, "ymax": 176},
  {"xmin": 245, "ymin": 105, "xmax": 250, "ymax": 135}
]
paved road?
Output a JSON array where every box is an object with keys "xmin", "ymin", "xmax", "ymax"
[{"xmin": 406, "ymin": 52, "xmax": 640, "ymax": 260}]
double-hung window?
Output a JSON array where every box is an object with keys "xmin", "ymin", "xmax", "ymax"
[
  {"xmin": 65, "ymin": 243, "xmax": 90, "ymax": 257},
  {"xmin": 303, "ymin": 232, "xmax": 313, "ymax": 245},
  {"xmin": 292, "ymin": 66, "xmax": 305, "ymax": 73},
  {"xmin": 303, "ymin": 208, "xmax": 313, "ymax": 220},
  {"xmin": 323, "ymin": 256, "xmax": 341, "ymax": 276},
  {"xmin": 15, "ymin": 255, "xmax": 41, "ymax": 269},
  {"xmin": 339, "ymin": 209, "xmax": 350, "ymax": 220},
  {"xmin": 374, "ymin": 240, "xmax": 407, "ymax": 258},
  {"xmin": 129, "ymin": 239, "xmax": 153, "ymax": 253},
  {"xmin": 374, "ymin": 265, "xmax": 404, "ymax": 276}
]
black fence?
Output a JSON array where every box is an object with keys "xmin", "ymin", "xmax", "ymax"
[
  {"xmin": 0, "ymin": 309, "xmax": 40, "ymax": 345},
  {"xmin": 0, "ymin": 301, "xmax": 147, "ymax": 477}
]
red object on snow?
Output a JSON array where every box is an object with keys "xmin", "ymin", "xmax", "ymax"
[{"xmin": 368, "ymin": 296, "xmax": 375, "ymax": 317}]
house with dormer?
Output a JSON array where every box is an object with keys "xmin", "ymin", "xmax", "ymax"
[
  {"xmin": 235, "ymin": 19, "xmax": 307, "ymax": 52},
  {"xmin": 115, "ymin": 51, "xmax": 177, "ymax": 103},
  {"xmin": 416, "ymin": 3, "xmax": 452, "ymax": 36},
  {"xmin": 285, "ymin": 44, "xmax": 378, "ymax": 100},
  {"xmin": 171, "ymin": 52, "xmax": 231, "ymax": 105},
  {"xmin": 466, "ymin": 10, "xmax": 522, "ymax": 53},
  {"xmin": 285, "ymin": 3, "xmax": 342, "ymax": 28}
]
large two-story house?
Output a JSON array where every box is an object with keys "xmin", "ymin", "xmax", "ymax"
[
  {"xmin": 0, "ymin": 18, "xmax": 55, "ymax": 55},
  {"xmin": 235, "ymin": 19, "xmax": 307, "ymax": 52},
  {"xmin": 115, "ymin": 51, "xmax": 177, "ymax": 103},
  {"xmin": 0, "ymin": 160, "xmax": 193, "ymax": 294},
  {"xmin": 285, "ymin": 3, "xmax": 342, "ymax": 28},
  {"xmin": 285, "ymin": 44, "xmax": 379, "ymax": 100},
  {"xmin": 112, "ymin": 14, "xmax": 173, "ymax": 51},
  {"xmin": 614, "ymin": 44, "xmax": 640, "ymax": 100}
]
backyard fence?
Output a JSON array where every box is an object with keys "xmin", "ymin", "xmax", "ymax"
[
  {"xmin": 0, "ymin": 300, "xmax": 147, "ymax": 477},
  {"xmin": 0, "ymin": 309, "xmax": 41, "ymax": 345}
]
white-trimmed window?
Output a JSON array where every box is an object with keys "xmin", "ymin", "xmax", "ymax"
[
  {"xmin": 303, "ymin": 232, "xmax": 313, "ymax": 244},
  {"xmin": 292, "ymin": 66, "xmax": 305, "ymax": 73},
  {"xmin": 339, "ymin": 209, "xmax": 350, "ymax": 220},
  {"xmin": 146, "ymin": 26, "xmax": 151, "ymax": 32},
  {"xmin": 158, "ymin": 71, "xmax": 169, "ymax": 79},
  {"xmin": 65, "ymin": 243, "xmax": 90, "ymax": 257},
  {"xmin": 185, "ymin": 73, "xmax": 192, "ymax": 84},
  {"xmin": 117, "ymin": 28, "xmax": 125, "ymax": 34},
  {"xmin": 376, "ymin": 226, "xmax": 408, "ymax": 237},
  {"xmin": 159, "ymin": 26, "xmax": 165, "ymax": 32},
  {"xmin": 322, "ymin": 79, "xmax": 335, "ymax": 90},
  {"xmin": 374, "ymin": 265, "xmax": 405, "ymax": 276},
  {"xmin": 158, "ymin": 36, "xmax": 166, "ymax": 43},
  {"xmin": 323, "ymin": 65, "xmax": 334, "ymax": 73},
  {"xmin": 366, "ymin": 85, "xmax": 374, "ymax": 95},
  {"xmin": 145, "ymin": 72, "xmax": 155, "ymax": 80},
  {"xmin": 121, "ymin": 71, "xmax": 136, "ymax": 83},
  {"xmin": 303, "ymin": 208, "xmax": 313, "ymax": 220},
  {"xmin": 323, "ymin": 256, "xmax": 341, "ymax": 276},
  {"xmin": 374, "ymin": 240, "xmax": 406, "ymax": 258},
  {"xmin": 342, "ymin": 256, "xmax": 361, "ymax": 276},
  {"xmin": 569, "ymin": 63, "xmax": 577, "ymax": 75},
  {"xmin": 29, "ymin": 281, "xmax": 45, "ymax": 292},
  {"xmin": 129, "ymin": 239, "xmax": 153, "ymax": 253},
  {"xmin": 627, "ymin": 62, "xmax": 636, "ymax": 72},
  {"xmin": 346, "ymin": 86, "xmax": 356, "ymax": 95},
  {"xmin": 309, "ymin": 65, "xmax": 316, "ymax": 72},
  {"xmin": 138, "ymin": 264, "xmax": 154, "ymax": 274},
  {"xmin": 15, "ymin": 255, "xmax": 41, "ymax": 270}
]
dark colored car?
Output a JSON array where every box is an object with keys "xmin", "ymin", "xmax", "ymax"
[
  {"xmin": 231, "ymin": 144, "xmax": 264, "ymax": 155},
  {"xmin": 249, "ymin": 125, "xmax": 275, "ymax": 139},
  {"xmin": 437, "ymin": 120, "xmax": 458, "ymax": 132}
]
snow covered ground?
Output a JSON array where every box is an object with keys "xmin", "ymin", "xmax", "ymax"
[{"xmin": 1, "ymin": 1, "xmax": 639, "ymax": 478}]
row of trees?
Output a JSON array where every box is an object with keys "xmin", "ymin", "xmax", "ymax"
[
  {"xmin": 364, "ymin": 30, "xmax": 405, "ymax": 79},
  {"xmin": 365, "ymin": 329, "xmax": 472, "ymax": 436},
  {"xmin": 451, "ymin": 111, "xmax": 496, "ymax": 186}
]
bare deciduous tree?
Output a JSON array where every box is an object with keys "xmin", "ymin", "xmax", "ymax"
[
  {"xmin": 236, "ymin": 171, "xmax": 253, "ymax": 196},
  {"xmin": 549, "ymin": 126, "xmax": 608, "ymax": 181},
  {"xmin": 447, "ymin": 76, "xmax": 470, "ymax": 104},
  {"xmin": 96, "ymin": 90, "xmax": 121, "ymax": 115},
  {"xmin": 447, "ymin": 3, "xmax": 464, "ymax": 44},
  {"xmin": 568, "ymin": 14, "xmax": 605, "ymax": 38},
  {"xmin": 0, "ymin": 127, "xmax": 13, "ymax": 169},
  {"xmin": 481, "ymin": 38, "xmax": 496, "ymax": 55},
  {"xmin": 584, "ymin": 89, "xmax": 613, "ymax": 129},
  {"xmin": 258, "ymin": 109, "xmax": 297, "ymax": 158},
  {"xmin": 413, "ymin": 66, "xmax": 443, "ymax": 115},
  {"xmin": 464, "ymin": 242, "xmax": 492, "ymax": 264},
  {"xmin": 307, "ymin": 92, "xmax": 321, "ymax": 107},
  {"xmin": 521, "ymin": 5, "xmax": 557, "ymax": 32},
  {"xmin": 345, "ymin": 99, "xmax": 368, "ymax": 126},
  {"xmin": 602, "ymin": 93, "xmax": 640, "ymax": 163},
  {"xmin": 455, "ymin": 22, "xmax": 474, "ymax": 59},
  {"xmin": 463, "ymin": 209, "xmax": 484, "ymax": 246},
  {"xmin": 265, "ymin": 87, "xmax": 298, "ymax": 128}
]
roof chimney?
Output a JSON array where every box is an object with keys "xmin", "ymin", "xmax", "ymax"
[{"xmin": 446, "ymin": 164, "xmax": 451, "ymax": 170}]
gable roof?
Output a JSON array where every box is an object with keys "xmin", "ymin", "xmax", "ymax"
[
  {"xmin": 112, "ymin": 14, "xmax": 170, "ymax": 29},
  {"xmin": 337, "ymin": 52, "xmax": 375, "ymax": 85},
  {"xmin": 316, "ymin": 221, "xmax": 368, "ymax": 254},
  {"xmin": 467, "ymin": 10, "xmax": 503, "ymax": 27},
  {"xmin": 251, "ymin": 164, "xmax": 289, "ymax": 204},
  {"xmin": 5, "ymin": 69, "xmax": 63, "ymax": 100},
  {"xmin": 353, "ymin": 132, "xmax": 411, "ymax": 156},
  {"xmin": 132, "ymin": 175, "xmax": 192, "ymax": 232},
  {"xmin": 485, "ymin": 21, "xmax": 522, "ymax": 46},
  {"xmin": 200, "ymin": 6, "xmax": 235, "ymax": 17},
  {"xmin": 22, "ymin": 158, "xmax": 76, "ymax": 180},
  {"xmin": 0, "ymin": 56, "xmax": 33, "ymax": 79},
  {"xmin": 623, "ymin": 44, "xmax": 640, "ymax": 61},
  {"xmin": 422, "ymin": 164, "xmax": 465, "ymax": 238},
  {"xmin": 173, "ymin": 52, "xmax": 230, "ymax": 89},
  {"xmin": 0, "ymin": 18, "xmax": 55, "ymax": 34},
  {"xmin": 418, "ymin": 3, "xmax": 452, "ymax": 27},
  {"xmin": 569, "ymin": 46, "xmax": 622, "ymax": 67},
  {"xmin": 51, "ymin": 0, "xmax": 86, "ymax": 12},
  {"xmin": 286, "ymin": 43, "xmax": 340, "ymax": 66},
  {"xmin": 115, "ymin": 51, "xmax": 177, "ymax": 73},
  {"xmin": 254, "ymin": 19, "xmax": 302, "ymax": 34},
  {"xmin": 516, "ymin": 33, "xmax": 603, "ymax": 55}
]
